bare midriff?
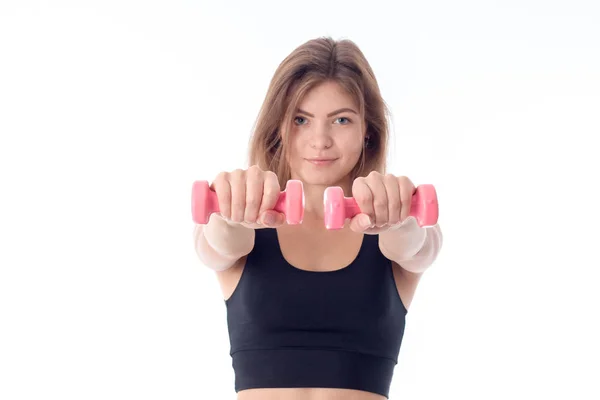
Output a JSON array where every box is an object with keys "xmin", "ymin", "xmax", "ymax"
[{"xmin": 237, "ymin": 388, "xmax": 387, "ymax": 400}]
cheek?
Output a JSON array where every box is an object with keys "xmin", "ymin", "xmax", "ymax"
[
  {"xmin": 347, "ymin": 148, "xmax": 363, "ymax": 166},
  {"xmin": 288, "ymin": 136, "xmax": 300, "ymax": 154},
  {"xmin": 287, "ymin": 137, "xmax": 304, "ymax": 164},
  {"xmin": 342, "ymin": 138, "xmax": 364, "ymax": 168},
  {"xmin": 345, "ymin": 136, "xmax": 364, "ymax": 157}
]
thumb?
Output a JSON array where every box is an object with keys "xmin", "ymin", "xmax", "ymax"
[
  {"xmin": 349, "ymin": 213, "xmax": 373, "ymax": 232},
  {"xmin": 260, "ymin": 210, "xmax": 286, "ymax": 227}
]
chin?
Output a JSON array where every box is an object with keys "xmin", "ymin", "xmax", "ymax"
[
  {"xmin": 289, "ymin": 157, "xmax": 357, "ymax": 187},
  {"xmin": 296, "ymin": 167, "xmax": 351, "ymax": 187}
]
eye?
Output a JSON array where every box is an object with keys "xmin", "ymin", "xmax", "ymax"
[
  {"xmin": 335, "ymin": 117, "xmax": 351, "ymax": 125},
  {"xmin": 294, "ymin": 116, "xmax": 308, "ymax": 125}
]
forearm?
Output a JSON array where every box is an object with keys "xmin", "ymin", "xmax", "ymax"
[
  {"xmin": 379, "ymin": 217, "xmax": 443, "ymax": 274},
  {"xmin": 193, "ymin": 214, "xmax": 255, "ymax": 271}
]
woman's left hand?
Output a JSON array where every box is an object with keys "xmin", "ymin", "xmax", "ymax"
[{"xmin": 349, "ymin": 172, "xmax": 416, "ymax": 234}]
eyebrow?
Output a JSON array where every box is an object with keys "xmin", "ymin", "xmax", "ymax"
[{"xmin": 296, "ymin": 108, "xmax": 358, "ymax": 118}]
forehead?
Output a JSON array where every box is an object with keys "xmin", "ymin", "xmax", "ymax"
[{"xmin": 297, "ymin": 81, "xmax": 358, "ymax": 110}]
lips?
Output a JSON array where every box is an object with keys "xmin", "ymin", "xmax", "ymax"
[
  {"xmin": 306, "ymin": 158, "xmax": 337, "ymax": 166},
  {"xmin": 305, "ymin": 156, "xmax": 338, "ymax": 161}
]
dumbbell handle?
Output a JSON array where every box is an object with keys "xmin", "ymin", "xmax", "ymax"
[
  {"xmin": 191, "ymin": 180, "xmax": 304, "ymax": 225},
  {"xmin": 324, "ymin": 184, "xmax": 439, "ymax": 229}
]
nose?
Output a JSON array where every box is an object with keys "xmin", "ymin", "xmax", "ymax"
[{"xmin": 309, "ymin": 122, "xmax": 333, "ymax": 149}]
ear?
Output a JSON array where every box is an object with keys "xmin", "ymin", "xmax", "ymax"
[{"xmin": 362, "ymin": 123, "xmax": 370, "ymax": 142}]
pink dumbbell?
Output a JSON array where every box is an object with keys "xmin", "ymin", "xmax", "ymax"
[
  {"xmin": 191, "ymin": 179, "xmax": 305, "ymax": 225},
  {"xmin": 323, "ymin": 184, "xmax": 439, "ymax": 229}
]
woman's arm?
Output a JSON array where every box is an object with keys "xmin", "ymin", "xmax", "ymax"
[
  {"xmin": 378, "ymin": 217, "xmax": 443, "ymax": 274},
  {"xmin": 193, "ymin": 214, "xmax": 255, "ymax": 271}
]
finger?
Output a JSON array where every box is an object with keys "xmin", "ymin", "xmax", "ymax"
[
  {"xmin": 352, "ymin": 177, "xmax": 374, "ymax": 225},
  {"xmin": 259, "ymin": 171, "xmax": 284, "ymax": 226},
  {"xmin": 259, "ymin": 171, "xmax": 281, "ymax": 215},
  {"xmin": 211, "ymin": 172, "xmax": 232, "ymax": 220},
  {"xmin": 384, "ymin": 173, "xmax": 401, "ymax": 225},
  {"xmin": 398, "ymin": 176, "xmax": 416, "ymax": 221},
  {"xmin": 349, "ymin": 212, "xmax": 374, "ymax": 233},
  {"xmin": 367, "ymin": 172, "xmax": 388, "ymax": 227},
  {"xmin": 244, "ymin": 165, "xmax": 264, "ymax": 224},
  {"xmin": 229, "ymin": 169, "xmax": 246, "ymax": 223},
  {"xmin": 260, "ymin": 210, "xmax": 286, "ymax": 227}
]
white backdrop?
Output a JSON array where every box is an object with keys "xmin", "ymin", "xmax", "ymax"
[{"xmin": 1, "ymin": 1, "xmax": 599, "ymax": 399}]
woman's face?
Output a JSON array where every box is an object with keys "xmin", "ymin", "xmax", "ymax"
[{"xmin": 286, "ymin": 80, "xmax": 365, "ymax": 187}]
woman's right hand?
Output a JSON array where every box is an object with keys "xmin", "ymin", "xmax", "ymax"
[{"xmin": 209, "ymin": 165, "xmax": 286, "ymax": 229}]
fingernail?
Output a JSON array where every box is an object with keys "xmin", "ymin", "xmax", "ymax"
[
  {"xmin": 360, "ymin": 214, "xmax": 372, "ymax": 228},
  {"xmin": 263, "ymin": 213, "xmax": 275, "ymax": 225}
]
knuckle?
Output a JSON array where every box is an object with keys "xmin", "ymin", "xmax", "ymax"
[
  {"xmin": 214, "ymin": 172, "xmax": 229, "ymax": 186},
  {"xmin": 398, "ymin": 175, "xmax": 413, "ymax": 187},
  {"xmin": 368, "ymin": 170, "xmax": 381, "ymax": 179},
  {"xmin": 231, "ymin": 169, "xmax": 245, "ymax": 179},
  {"xmin": 215, "ymin": 171, "xmax": 228, "ymax": 180},
  {"xmin": 263, "ymin": 185, "xmax": 278, "ymax": 200},
  {"xmin": 352, "ymin": 177, "xmax": 366, "ymax": 188},
  {"xmin": 384, "ymin": 174, "xmax": 397, "ymax": 184},
  {"xmin": 265, "ymin": 173, "xmax": 280, "ymax": 191},
  {"xmin": 245, "ymin": 195, "xmax": 260, "ymax": 208},
  {"xmin": 248, "ymin": 164, "xmax": 262, "ymax": 172},
  {"xmin": 265, "ymin": 170, "xmax": 278, "ymax": 180},
  {"xmin": 388, "ymin": 197, "xmax": 400, "ymax": 209},
  {"xmin": 247, "ymin": 165, "xmax": 262, "ymax": 177},
  {"xmin": 356, "ymin": 192, "xmax": 372, "ymax": 205},
  {"xmin": 373, "ymin": 199, "xmax": 387, "ymax": 210}
]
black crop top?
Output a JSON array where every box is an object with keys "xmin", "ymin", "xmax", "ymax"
[{"xmin": 224, "ymin": 228, "xmax": 407, "ymax": 398}]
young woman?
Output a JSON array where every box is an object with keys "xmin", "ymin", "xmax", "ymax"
[{"xmin": 193, "ymin": 37, "xmax": 443, "ymax": 400}]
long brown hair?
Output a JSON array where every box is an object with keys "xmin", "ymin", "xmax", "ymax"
[{"xmin": 248, "ymin": 36, "xmax": 390, "ymax": 189}]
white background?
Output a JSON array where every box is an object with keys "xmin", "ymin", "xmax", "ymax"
[{"xmin": 1, "ymin": 1, "xmax": 599, "ymax": 399}]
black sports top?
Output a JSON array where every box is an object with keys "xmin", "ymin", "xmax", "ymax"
[{"xmin": 224, "ymin": 228, "xmax": 407, "ymax": 398}]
